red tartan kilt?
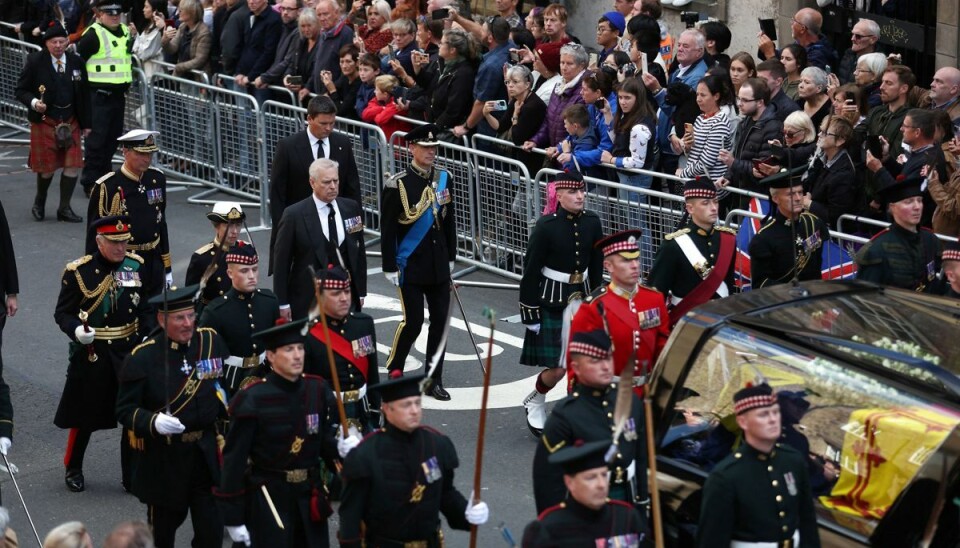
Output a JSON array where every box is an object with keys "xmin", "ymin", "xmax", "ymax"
[{"xmin": 29, "ymin": 119, "xmax": 84, "ymax": 173}]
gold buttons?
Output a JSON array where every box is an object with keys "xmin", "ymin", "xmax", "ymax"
[
  {"xmin": 772, "ymin": 480, "xmax": 778, "ymax": 487},
  {"xmin": 768, "ymin": 466, "xmax": 773, "ymax": 472},
  {"xmin": 776, "ymin": 495, "xmax": 782, "ymax": 502},
  {"xmin": 779, "ymin": 511, "xmax": 785, "ymax": 518},
  {"xmin": 782, "ymin": 526, "xmax": 788, "ymax": 532}
]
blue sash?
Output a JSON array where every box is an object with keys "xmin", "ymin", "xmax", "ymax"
[{"xmin": 396, "ymin": 171, "xmax": 447, "ymax": 284}]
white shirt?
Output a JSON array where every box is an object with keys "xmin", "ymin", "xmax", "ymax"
[
  {"xmin": 312, "ymin": 194, "xmax": 343, "ymax": 246},
  {"xmin": 308, "ymin": 132, "xmax": 329, "ymax": 161}
]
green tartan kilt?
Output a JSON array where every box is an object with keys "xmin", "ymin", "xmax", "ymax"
[{"xmin": 519, "ymin": 307, "xmax": 565, "ymax": 368}]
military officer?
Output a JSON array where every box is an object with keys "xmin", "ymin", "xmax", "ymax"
[
  {"xmin": 568, "ymin": 230, "xmax": 670, "ymax": 396},
  {"xmin": 648, "ymin": 177, "xmax": 737, "ymax": 327},
  {"xmin": 338, "ymin": 375, "xmax": 490, "ymax": 547},
  {"xmin": 198, "ymin": 242, "xmax": 279, "ymax": 396},
  {"xmin": 87, "ymin": 129, "xmax": 172, "ymax": 291},
  {"xmin": 520, "ymin": 171, "xmax": 604, "ymax": 437},
  {"xmin": 53, "ymin": 215, "xmax": 154, "ymax": 492},
  {"xmin": 380, "ymin": 124, "xmax": 457, "ymax": 401},
  {"xmin": 696, "ymin": 383, "xmax": 820, "ymax": 548},
  {"xmin": 522, "ymin": 440, "xmax": 651, "ymax": 548},
  {"xmin": 304, "ymin": 265, "xmax": 381, "ymax": 434},
  {"xmin": 533, "ymin": 329, "xmax": 648, "ymax": 516},
  {"xmin": 856, "ymin": 175, "xmax": 942, "ymax": 292},
  {"xmin": 940, "ymin": 242, "xmax": 960, "ymax": 299},
  {"xmin": 185, "ymin": 201, "xmax": 247, "ymax": 310},
  {"xmin": 750, "ymin": 168, "xmax": 828, "ymax": 288},
  {"xmin": 216, "ymin": 318, "xmax": 347, "ymax": 548},
  {"xmin": 116, "ymin": 284, "xmax": 229, "ymax": 548}
]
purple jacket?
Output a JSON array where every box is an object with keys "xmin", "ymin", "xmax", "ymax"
[{"xmin": 530, "ymin": 74, "xmax": 586, "ymax": 148}]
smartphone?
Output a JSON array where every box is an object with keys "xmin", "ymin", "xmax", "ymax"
[
  {"xmin": 509, "ymin": 50, "xmax": 520, "ymax": 65},
  {"xmin": 752, "ymin": 156, "xmax": 779, "ymax": 170},
  {"xmin": 622, "ymin": 63, "xmax": 637, "ymax": 77},
  {"xmin": 492, "ymin": 99, "xmax": 508, "ymax": 111},
  {"xmin": 758, "ymin": 18, "xmax": 777, "ymax": 42},
  {"xmin": 588, "ymin": 52, "xmax": 598, "ymax": 68},
  {"xmin": 431, "ymin": 8, "xmax": 449, "ymax": 20},
  {"xmin": 287, "ymin": 75, "xmax": 303, "ymax": 86},
  {"xmin": 392, "ymin": 86, "xmax": 408, "ymax": 100},
  {"xmin": 640, "ymin": 51, "xmax": 648, "ymax": 76},
  {"xmin": 866, "ymin": 135, "xmax": 884, "ymax": 158},
  {"xmin": 388, "ymin": 46, "xmax": 398, "ymax": 61},
  {"xmin": 165, "ymin": 18, "xmax": 175, "ymax": 28},
  {"xmin": 825, "ymin": 64, "xmax": 832, "ymax": 75},
  {"xmin": 595, "ymin": 98, "xmax": 606, "ymax": 110}
]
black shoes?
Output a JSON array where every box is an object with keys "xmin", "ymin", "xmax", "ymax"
[
  {"xmin": 31, "ymin": 201, "xmax": 44, "ymax": 221},
  {"xmin": 65, "ymin": 468, "xmax": 85, "ymax": 492},
  {"xmin": 429, "ymin": 382, "xmax": 451, "ymax": 401},
  {"xmin": 57, "ymin": 207, "xmax": 82, "ymax": 223}
]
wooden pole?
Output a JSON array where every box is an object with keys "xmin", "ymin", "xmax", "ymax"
[
  {"xmin": 469, "ymin": 308, "xmax": 496, "ymax": 548},
  {"xmin": 308, "ymin": 266, "xmax": 349, "ymax": 437},
  {"xmin": 644, "ymin": 394, "xmax": 664, "ymax": 548}
]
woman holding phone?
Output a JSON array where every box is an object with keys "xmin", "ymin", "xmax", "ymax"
[
  {"xmin": 677, "ymin": 74, "xmax": 735, "ymax": 195},
  {"xmin": 283, "ymin": 9, "xmax": 321, "ymax": 104},
  {"xmin": 130, "ymin": 0, "xmax": 166, "ymax": 79}
]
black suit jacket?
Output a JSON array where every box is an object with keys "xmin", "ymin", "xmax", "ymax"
[
  {"xmin": 16, "ymin": 49, "xmax": 91, "ymax": 127},
  {"xmin": 271, "ymin": 196, "xmax": 367, "ymax": 319}
]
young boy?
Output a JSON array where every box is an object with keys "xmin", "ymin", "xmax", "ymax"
[
  {"xmin": 548, "ymin": 104, "xmax": 600, "ymax": 175},
  {"xmin": 354, "ymin": 53, "xmax": 382, "ymax": 119},
  {"xmin": 361, "ymin": 75, "xmax": 410, "ymax": 139}
]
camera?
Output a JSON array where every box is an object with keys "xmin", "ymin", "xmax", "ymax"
[
  {"xmin": 622, "ymin": 63, "xmax": 637, "ymax": 78},
  {"xmin": 492, "ymin": 100, "xmax": 508, "ymax": 111},
  {"xmin": 680, "ymin": 11, "xmax": 700, "ymax": 29}
]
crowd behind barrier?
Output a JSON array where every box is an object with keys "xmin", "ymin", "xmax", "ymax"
[{"xmin": 4, "ymin": 31, "xmax": 957, "ymax": 288}]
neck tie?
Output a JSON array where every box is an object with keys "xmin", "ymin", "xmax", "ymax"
[
  {"xmin": 317, "ymin": 139, "xmax": 325, "ymax": 159},
  {"xmin": 56, "ymin": 59, "xmax": 64, "ymax": 74},
  {"xmin": 326, "ymin": 205, "xmax": 339, "ymax": 263}
]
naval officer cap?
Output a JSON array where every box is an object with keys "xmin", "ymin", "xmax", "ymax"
[
  {"xmin": 405, "ymin": 124, "xmax": 441, "ymax": 147},
  {"xmin": 207, "ymin": 201, "xmax": 245, "ymax": 224},
  {"xmin": 118, "ymin": 129, "xmax": 160, "ymax": 153}
]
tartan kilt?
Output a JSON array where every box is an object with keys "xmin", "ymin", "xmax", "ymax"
[
  {"xmin": 519, "ymin": 306, "xmax": 565, "ymax": 368},
  {"xmin": 29, "ymin": 119, "xmax": 83, "ymax": 173}
]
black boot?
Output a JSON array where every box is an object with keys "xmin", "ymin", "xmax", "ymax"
[
  {"xmin": 33, "ymin": 174, "xmax": 53, "ymax": 221},
  {"xmin": 56, "ymin": 174, "xmax": 82, "ymax": 222}
]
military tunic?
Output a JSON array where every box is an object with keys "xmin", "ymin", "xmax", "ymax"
[
  {"xmin": 856, "ymin": 224, "xmax": 942, "ymax": 292},
  {"xmin": 338, "ymin": 423, "xmax": 472, "ymax": 547},
  {"xmin": 749, "ymin": 211, "xmax": 828, "ymax": 289},
  {"xmin": 215, "ymin": 372, "xmax": 340, "ymax": 548},
  {"xmin": 519, "ymin": 207, "xmax": 604, "ymax": 368},
  {"xmin": 648, "ymin": 222, "xmax": 737, "ymax": 303},
  {"xmin": 304, "ymin": 312, "xmax": 382, "ymax": 433},
  {"xmin": 533, "ymin": 383, "xmax": 648, "ymax": 515},
  {"xmin": 54, "ymin": 251, "xmax": 153, "ymax": 429},
  {"xmin": 198, "ymin": 287, "xmax": 280, "ymax": 395},
  {"xmin": 87, "ymin": 166, "xmax": 171, "ymax": 290},
  {"xmin": 696, "ymin": 442, "xmax": 820, "ymax": 547},
  {"xmin": 522, "ymin": 499, "xmax": 650, "ymax": 548},
  {"xmin": 184, "ymin": 239, "xmax": 236, "ymax": 307},
  {"xmin": 116, "ymin": 326, "xmax": 229, "ymax": 548}
]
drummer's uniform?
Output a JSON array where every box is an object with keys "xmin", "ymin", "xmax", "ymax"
[
  {"xmin": 749, "ymin": 211, "xmax": 827, "ymax": 289},
  {"xmin": 116, "ymin": 307, "xmax": 229, "ymax": 548}
]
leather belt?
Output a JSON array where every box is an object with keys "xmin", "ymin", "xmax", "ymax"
[
  {"xmin": 169, "ymin": 430, "xmax": 203, "ymax": 443},
  {"xmin": 128, "ymin": 236, "xmax": 160, "ymax": 252},
  {"xmin": 225, "ymin": 353, "xmax": 264, "ymax": 368},
  {"xmin": 255, "ymin": 467, "xmax": 317, "ymax": 484},
  {"xmin": 93, "ymin": 320, "xmax": 138, "ymax": 340},
  {"xmin": 541, "ymin": 266, "xmax": 587, "ymax": 284},
  {"xmin": 340, "ymin": 384, "xmax": 367, "ymax": 404},
  {"xmin": 731, "ymin": 531, "xmax": 799, "ymax": 548}
]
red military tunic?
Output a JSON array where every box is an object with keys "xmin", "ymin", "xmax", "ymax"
[{"xmin": 567, "ymin": 283, "xmax": 671, "ymax": 395}]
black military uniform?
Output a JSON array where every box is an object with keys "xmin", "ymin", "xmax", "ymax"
[
  {"xmin": 857, "ymin": 176, "xmax": 941, "ymax": 292},
  {"xmin": 87, "ymin": 130, "xmax": 171, "ymax": 291},
  {"xmin": 116, "ymin": 285, "xmax": 229, "ymax": 548},
  {"xmin": 0, "ymin": 199, "xmax": 17, "ymax": 491},
  {"xmin": 380, "ymin": 124, "xmax": 456, "ymax": 398},
  {"xmin": 198, "ymin": 242, "xmax": 279, "ymax": 396},
  {"xmin": 53, "ymin": 215, "xmax": 154, "ymax": 492},
  {"xmin": 185, "ymin": 201, "xmax": 248, "ymax": 309},
  {"xmin": 697, "ymin": 383, "xmax": 820, "ymax": 548},
  {"xmin": 304, "ymin": 266, "xmax": 381, "ymax": 434},
  {"xmin": 215, "ymin": 319, "xmax": 341, "ymax": 548},
  {"xmin": 338, "ymin": 375, "xmax": 475, "ymax": 547},
  {"xmin": 523, "ymin": 441, "xmax": 651, "ymax": 548},
  {"xmin": 533, "ymin": 330, "xmax": 648, "ymax": 515}
]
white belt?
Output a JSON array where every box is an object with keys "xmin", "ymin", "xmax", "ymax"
[
  {"xmin": 670, "ymin": 294, "xmax": 683, "ymax": 305},
  {"xmin": 225, "ymin": 353, "xmax": 265, "ymax": 368},
  {"xmin": 730, "ymin": 531, "xmax": 799, "ymax": 548},
  {"xmin": 541, "ymin": 266, "xmax": 588, "ymax": 284}
]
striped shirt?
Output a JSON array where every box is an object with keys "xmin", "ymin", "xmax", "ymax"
[{"xmin": 680, "ymin": 110, "xmax": 733, "ymax": 180}]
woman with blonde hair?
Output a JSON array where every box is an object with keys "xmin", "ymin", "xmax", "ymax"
[{"xmin": 43, "ymin": 522, "xmax": 92, "ymax": 548}]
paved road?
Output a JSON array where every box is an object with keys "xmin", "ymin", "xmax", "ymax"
[{"xmin": 0, "ymin": 143, "xmax": 555, "ymax": 546}]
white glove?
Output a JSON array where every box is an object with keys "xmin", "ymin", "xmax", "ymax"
[
  {"xmin": 525, "ymin": 323, "xmax": 541, "ymax": 335},
  {"xmin": 464, "ymin": 498, "xmax": 489, "ymax": 525},
  {"xmin": 384, "ymin": 271, "xmax": 399, "ymax": 286},
  {"xmin": 226, "ymin": 525, "xmax": 251, "ymax": 546},
  {"xmin": 165, "ymin": 272, "xmax": 174, "ymax": 288},
  {"xmin": 74, "ymin": 325, "xmax": 95, "ymax": 345},
  {"xmin": 338, "ymin": 432, "xmax": 361, "ymax": 458},
  {"xmin": 0, "ymin": 437, "xmax": 10, "ymax": 456},
  {"xmin": 449, "ymin": 261, "xmax": 455, "ymax": 273},
  {"xmin": 154, "ymin": 413, "xmax": 186, "ymax": 435}
]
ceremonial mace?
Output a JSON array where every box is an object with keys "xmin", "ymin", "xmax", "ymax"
[{"xmin": 77, "ymin": 311, "xmax": 97, "ymax": 362}]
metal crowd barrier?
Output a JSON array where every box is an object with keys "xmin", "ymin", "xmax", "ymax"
[
  {"xmin": 0, "ymin": 34, "xmax": 39, "ymax": 137},
  {"xmin": 214, "ymin": 73, "xmax": 297, "ymax": 107}
]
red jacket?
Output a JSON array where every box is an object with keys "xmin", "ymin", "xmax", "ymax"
[{"xmin": 361, "ymin": 98, "xmax": 410, "ymax": 140}]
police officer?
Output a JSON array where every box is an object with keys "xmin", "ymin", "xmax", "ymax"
[
  {"xmin": 533, "ymin": 329, "xmax": 647, "ymax": 516},
  {"xmin": 87, "ymin": 129, "xmax": 172, "ymax": 291},
  {"xmin": 216, "ymin": 318, "xmax": 346, "ymax": 548},
  {"xmin": 198, "ymin": 242, "xmax": 279, "ymax": 397},
  {"xmin": 380, "ymin": 124, "xmax": 457, "ymax": 400},
  {"xmin": 76, "ymin": 0, "xmax": 133, "ymax": 196},
  {"xmin": 186, "ymin": 201, "xmax": 247, "ymax": 310},
  {"xmin": 304, "ymin": 265, "xmax": 381, "ymax": 434},
  {"xmin": 749, "ymin": 168, "xmax": 828, "ymax": 288},
  {"xmin": 520, "ymin": 171, "xmax": 604, "ymax": 437},
  {"xmin": 940, "ymin": 242, "xmax": 960, "ymax": 299},
  {"xmin": 116, "ymin": 284, "xmax": 229, "ymax": 548},
  {"xmin": 568, "ymin": 230, "xmax": 670, "ymax": 396},
  {"xmin": 857, "ymin": 175, "xmax": 942, "ymax": 292},
  {"xmin": 338, "ymin": 375, "xmax": 490, "ymax": 547},
  {"xmin": 53, "ymin": 215, "xmax": 154, "ymax": 492},
  {"xmin": 522, "ymin": 440, "xmax": 651, "ymax": 548},
  {"xmin": 696, "ymin": 383, "xmax": 820, "ymax": 548},
  {"xmin": 648, "ymin": 176, "xmax": 737, "ymax": 326}
]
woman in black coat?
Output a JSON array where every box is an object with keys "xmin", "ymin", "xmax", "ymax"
[
  {"xmin": 480, "ymin": 63, "xmax": 547, "ymax": 176},
  {"xmin": 424, "ymin": 28, "xmax": 477, "ymax": 134},
  {"xmin": 803, "ymin": 116, "xmax": 858, "ymax": 229}
]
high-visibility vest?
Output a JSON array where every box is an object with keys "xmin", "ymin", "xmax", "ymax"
[{"xmin": 83, "ymin": 22, "xmax": 132, "ymax": 84}]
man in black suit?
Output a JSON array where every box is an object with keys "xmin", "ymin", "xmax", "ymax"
[
  {"xmin": 269, "ymin": 95, "xmax": 361, "ymax": 271},
  {"xmin": 0, "ymin": 200, "xmax": 18, "ymax": 463},
  {"xmin": 273, "ymin": 158, "xmax": 367, "ymax": 320}
]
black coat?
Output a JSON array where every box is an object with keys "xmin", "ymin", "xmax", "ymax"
[
  {"xmin": 749, "ymin": 211, "xmax": 828, "ymax": 288},
  {"xmin": 806, "ymin": 149, "xmax": 858, "ymax": 229},
  {"xmin": 0, "ymin": 200, "xmax": 17, "ymax": 301},
  {"xmin": 16, "ymin": 49, "xmax": 91, "ymax": 127},
  {"xmin": 428, "ymin": 60, "xmax": 476, "ymax": 131},
  {"xmin": 272, "ymin": 196, "xmax": 368, "ymax": 319},
  {"xmin": 727, "ymin": 107, "xmax": 784, "ymax": 193},
  {"xmin": 522, "ymin": 499, "xmax": 650, "ymax": 548}
]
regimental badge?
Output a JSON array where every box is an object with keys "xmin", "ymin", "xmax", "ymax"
[
  {"xmin": 785, "ymin": 471, "xmax": 798, "ymax": 496},
  {"xmin": 131, "ymin": 292, "xmax": 140, "ymax": 306},
  {"xmin": 410, "ymin": 482, "xmax": 425, "ymax": 503},
  {"xmin": 802, "ymin": 231, "xmax": 822, "ymax": 254},
  {"xmin": 71, "ymin": 69, "xmax": 81, "ymax": 81},
  {"xmin": 435, "ymin": 188, "xmax": 451, "ymax": 205},
  {"xmin": 422, "ymin": 456, "xmax": 442, "ymax": 483},
  {"xmin": 114, "ymin": 270, "xmax": 141, "ymax": 287},
  {"xmin": 344, "ymin": 215, "xmax": 364, "ymax": 234},
  {"xmin": 306, "ymin": 413, "xmax": 319, "ymax": 434},
  {"xmin": 623, "ymin": 418, "xmax": 638, "ymax": 441},
  {"xmin": 146, "ymin": 188, "xmax": 164, "ymax": 205},
  {"xmin": 927, "ymin": 261, "xmax": 936, "ymax": 281},
  {"xmin": 596, "ymin": 533, "xmax": 641, "ymax": 547},
  {"xmin": 352, "ymin": 335, "xmax": 375, "ymax": 357},
  {"xmin": 195, "ymin": 357, "xmax": 223, "ymax": 380},
  {"xmin": 290, "ymin": 436, "xmax": 304, "ymax": 455},
  {"xmin": 180, "ymin": 358, "xmax": 191, "ymax": 375},
  {"xmin": 639, "ymin": 308, "xmax": 661, "ymax": 330}
]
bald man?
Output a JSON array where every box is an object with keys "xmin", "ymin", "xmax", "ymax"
[
  {"xmin": 758, "ymin": 7, "xmax": 837, "ymax": 71},
  {"xmin": 837, "ymin": 18, "xmax": 880, "ymax": 84},
  {"xmin": 930, "ymin": 67, "xmax": 960, "ymax": 127}
]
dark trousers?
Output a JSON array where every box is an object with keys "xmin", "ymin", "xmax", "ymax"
[
  {"xmin": 385, "ymin": 282, "xmax": 450, "ymax": 380},
  {"xmin": 63, "ymin": 428, "xmax": 131, "ymax": 485},
  {"xmin": 147, "ymin": 450, "xmax": 223, "ymax": 548},
  {"xmin": 80, "ymin": 88, "xmax": 126, "ymax": 190}
]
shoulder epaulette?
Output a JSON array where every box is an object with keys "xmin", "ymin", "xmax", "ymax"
[
  {"xmin": 147, "ymin": 166, "xmax": 164, "ymax": 174},
  {"xmin": 637, "ymin": 284, "xmax": 664, "ymax": 297},
  {"xmin": 349, "ymin": 310, "xmax": 375, "ymax": 322},
  {"xmin": 124, "ymin": 251, "xmax": 144, "ymax": 263},
  {"xmin": 65, "ymin": 255, "xmax": 93, "ymax": 271},
  {"xmin": 238, "ymin": 377, "xmax": 266, "ymax": 391},
  {"xmin": 194, "ymin": 242, "xmax": 215, "ymax": 255},
  {"xmin": 384, "ymin": 171, "xmax": 405, "ymax": 189},
  {"xmin": 716, "ymin": 226, "xmax": 737, "ymax": 235},
  {"xmin": 755, "ymin": 218, "xmax": 777, "ymax": 235},
  {"xmin": 255, "ymin": 288, "xmax": 278, "ymax": 300},
  {"xmin": 665, "ymin": 228, "xmax": 691, "ymax": 240},
  {"xmin": 537, "ymin": 502, "xmax": 566, "ymax": 521},
  {"xmin": 130, "ymin": 339, "xmax": 156, "ymax": 355},
  {"xmin": 94, "ymin": 171, "xmax": 114, "ymax": 185},
  {"xmin": 197, "ymin": 327, "xmax": 218, "ymax": 335}
]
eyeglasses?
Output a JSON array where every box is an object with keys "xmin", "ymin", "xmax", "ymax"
[
  {"xmin": 784, "ymin": 129, "xmax": 801, "ymax": 138},
  {"xmin": 851, "ymin": 33, "xmax": 875, "ymax": 40},
  {"xmin": 791, "ymin": 18, "xmax": 806, "ymax": 29},
  {"xmin": 853, "ymin": 68, "xmax": 873, "ymax": 74},
  {"xmin": 596, "ymin": 26, "xmax": 613, "ymax": 33},
  {"xmin": 736, "ymin": 97, "xmax": 758, "ymax": 103},
  {"xmin": 280, "ymin": 6, "xmax": 299, "ymax": 11},
  {"xmin": 819, "ymin": 130, "xmax": 839, "ymax": 138}
]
